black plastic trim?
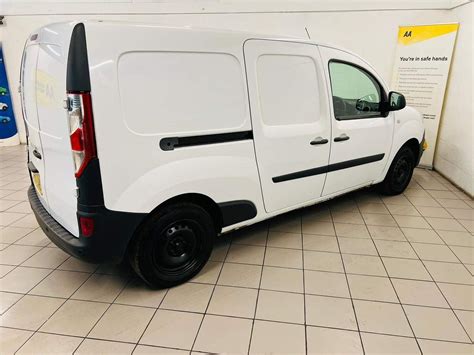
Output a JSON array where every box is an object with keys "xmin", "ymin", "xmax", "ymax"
[
  {"xmin": 160, "ymin": 131, "xmax": 253, "ymax": 151},
  {"xmin": 66, "ymin": 23, "xmax": 91, "ymax": 92},
  {"xmin": 273, "ymin": 154, "xmax": 385, "ymax": 183},
  {"xmin": 218, "ymin": 200, "xmax": 257, "ymax": 227}
]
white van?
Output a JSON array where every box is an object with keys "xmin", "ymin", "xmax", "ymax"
[{"xmin": 21, "ymin": 21, "xmax": 425, "ymax": 288}]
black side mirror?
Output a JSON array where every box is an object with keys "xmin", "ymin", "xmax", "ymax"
[{"xmin": 387, "ymin": 91, "xmax": 406, "ymax": 111}]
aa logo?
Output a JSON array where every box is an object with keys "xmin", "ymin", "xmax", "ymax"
[{"xmin": 403, "ymin": 31, "xmax": 412, "ymax": 37}]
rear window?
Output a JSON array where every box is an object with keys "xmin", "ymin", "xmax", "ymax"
[{"xmin": 118, "ymin": 51, "xmax": 248, "ymax": 135}]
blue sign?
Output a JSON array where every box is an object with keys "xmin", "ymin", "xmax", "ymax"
[{"xmin": 0, "ymin": 45, "xmax": 18, "ymax": 139}]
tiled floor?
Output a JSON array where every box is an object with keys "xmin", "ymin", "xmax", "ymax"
[{"xmin": 0, "ymin": 144, "xmax": 473, "ymax": 354}]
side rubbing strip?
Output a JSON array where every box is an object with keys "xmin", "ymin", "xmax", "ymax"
[
  {"xmin": 273, "ymin": 154, "xmax": 385, "ymax": 183},
  {"xmin": 218, "ymin": 200, "xmax": 257, "ymax": 227},
  {"xmin": 67, "ymin": 23, "xmax": 91, "ymax": 92},
  {"xmin": 160, "ymin": 131, "xmax": 253, "ymax": 151}
]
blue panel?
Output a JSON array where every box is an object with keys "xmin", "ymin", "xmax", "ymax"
[{"xmin": 0, "ymin": 45, "xmax": 18, "ymax": 139}]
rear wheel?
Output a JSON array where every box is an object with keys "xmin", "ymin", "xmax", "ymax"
[
  {"xmin": 379, "ymin": 146, "xmax": 416, "ymax": 195},
  {"xmin": 129, "ymin": 202, "xmax": 215, "ymax": 288}
]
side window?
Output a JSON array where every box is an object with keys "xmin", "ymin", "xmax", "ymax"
[
  {"xmin": 329, "ymin": 61, "xmax": 384, "ymax": 120},
  {"xmin": 257, "ymin": 54, "xmax": 320, "ymax": 126}
]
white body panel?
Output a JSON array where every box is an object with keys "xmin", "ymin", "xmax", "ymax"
[{"xmin": 21, "ymin": 21, "xmax": 424, "ymax": 237}]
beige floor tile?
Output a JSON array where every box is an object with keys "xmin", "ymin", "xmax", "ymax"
[
  {"xmin": 342, "ymin": 254, "xmax": 387, "ymax": 276},
  {"xmin": 404, "ymin": 305, "xmax": 470, "ymax": 342},
  {"xmin": 368, "ymin": 225, "xmax": 406, "ymax": 241},
  {"xmin": 0, "ymin": 199, "xmax": 21, "ymax": 212},
  {"xmin": 303, "ymin": 234, "xmax": 339, "ymax": 252},
  {"xmin": 424, "ymin": 261, "xmax": 473, "ymax": 284},
  {"xmin": 260, "ymin": 266, "xmax": 303, "ymax": 293},
  {"xmin": 437, "ymin": 198, "xmax": 472, "ymax": 209},
  {"xmin": 459, "ymin": 219, "xmax": 474, "ymax": 233},
  {"xmin": 209, "ymin": 240, "xmax": 230, "ymax": 262},
  {"xmin": 302, "ymin": 206, "xmax": 332, "ymax": 221},
  {"xmin": 0, "ymin": 327, "xmax": 33, "ymax": 354},
  {"xmin": 411, "ymin": 243, "xmax": 458, "ymax": 262},
  {"xmin": 306, "ymin": 294, "xmax": 357, "ymax": 330},
  {"xmin": 16, "ymin": 332, "xmax": 82, "ymax": 354},
  {"xmin": 417, "ymin": 206, "xmax": 452, "ymax": 218},
  {"xmin": 437, "ymin": 230, "xmax": 473, "ymax": 247},
  {"xmin": 348, "ymin": 274, "xmax": 398, "ymax": 302},
  {"xmin": 249, "ymin": 320, "xmax": 305, "ymax": 354},
  {"xmin": 134, "ymin": 345, "xmax": 188, "ymax": 354},
  {"xmin": 0, "ymin": 212, "xmax": 27, "ymax": 226},
  {"xmin": 332, "ymin": 211, "xmax": 365, "ymax": 224},
  {"xmin": 383, "ymin": 258, "xmax": 432, "ymax": 281},
  {"xmin": 304, "ymin": 250, "xmax": 344, "ymax": 272},
  {"xmin": 225, "ymin": 244, "xmax": 265, "ymax": 265},
  {"xmin": 401, "ymin": 228, "xmax": 444, "ymax": 244},
  {"xmin": 75, "ymin": 339, "xmax": 135, "ymax": 354},
  {"xmin": 72, "ymin": 273, "xmax": 128, "ymax": 302},
  {"xmin": 6, "ymin": 201, "xmax": 31, "ymax": 214},
  {"xmin": 438, "ymin": 283, "xmax": 474, "ymax": 311},
  {"xmin": 270, "ymin": 214, "xmax": 301, "ymax": 233},
  {"xmin": 382, "ymin": 194, "xmax": 412, "ymax": 206},
  {"xmin": 354, "ymin": 300, "xmax": 412, "ymax": 336},
  {"xmin": 454, "ymin": 310, "xmax": 473, "ymax": 341},
  {"xmin": 10, "ymin": 214, "xmax": 39, "ymax": 228},
  {"xmin": 363, "ymin": 213, "xmax": 398, "ymax": 227},
  {"xmin": 427, "ymin": 190, "xmax": 459, "ymax": 199},
  {"xmin": 375, "ymin": 240, "xmax": 418, "ymax": 259},
  {"xmin": 426, "ymin": 217, "xmax": 467, "ymax": 232},
  {"xmin": 304, "ymin": 270, "xmax": 350, "ymax": 298},
  {"xmin": 0, "ymin": 266, "xmax": 51, "ymax": 293},
  {"xmin": 1, "ymin": 294, "xmax": 64, "ymax": 330},
  {"xmin": 256, "ymin": 289, "xmax": 304, "ymax": 324},
  {"xmin": 0, "ymin": 226, "xmax": 34, "ymax": 243},
  {"xmin": 160, "ymin": 282, "xmax": 213, "ymax": 313},
  {"xmin": 302, "ymin": 220, "xmax": 335, "ymax": 236},
  {"xmin": 266, "ymin": 231, "xmax": 302, "ymax": 249},
  {"xmin": 193, "ymin": 315, "xmax": 252, "ymax": 353},
  {"xmin": 330, "ymin": 199, "xmax": 359, "ymax": 212},
  {"xmin": 362, "ymin": 333, "xmax": 420, "ymax": 354},
  {"xmin": 29, "ymin": 270, "xmax": 89, "ymax": 298},
  {"xmin": 217, "ymin": 262, "xmax": 262, "ymax": 288},
  {"xmin": 264, "ymin": 247, "xmax": 302, "ymax": 268},
  {"xmin": 21, "ymin": 247, "xmax": 69, "ymax": 268},
  {"xmin": 358, "ymin": 202, "xmax": 390, "ymax": 214},
  {"xmin": 207, "ymin": 285, "xmax": 257, "ymax": 318},
  {"xmin": 0, "ymin": 264, "xmax": 14, "ymax": 277},
  {"xmin": 40, "ymin": 299, "xmax": 109, "ymax": 336},
  {"xmin": 0, "ymin": 291, "xmax": 22, "ymax": 314},
  {"xmin": 392, "ymin": 279, "xmax": 448, "ymax": 308},
  {"xmin": 231, "ymin": 225, "xmax": 268, "ymax": 246},
  {"xmin": 418, "ymin": 339, "xmax": 473, "ymax": 355},
  {"xmin": 89, "ymin": 304, "xmax": 154, "ymax": 343},
  {"xmin": 0, "ymin": 244, "xmax": 41, "ymax": 265},
  {"xmin": 191, "ymin": 261, "xmax": 222, "ymax": 284},
  {"xmin": 334, "ymin": 223, "xmax": 371, "ymax": 239},
  {"xmin": 140, "ymin": 309, "xmax": 202, "ymax": 350},
  {"xmin": 393, "ymin": 215, "xmax": 431, "ymax": 229},
  {"xmin": 339, "ymin": 237, "xmax": 378, "ymax": 255},
  {"xmin": 14, "ymin": 228, "xmax": 50, "ymax": 247},
  {"xmin": 115, "ymin": 279, "xmax": 167, "ymax": 308},
  {"xmin": 58, "ymin": 257, "xmax": 98, "ymax": 273},
  {"xmin": 307, "ymin": 326, "xmax": 363, "ymax": 354},
  {"xmin": 387, "ymin": 204, "xmax": 421, "ymax": 216},
  {"xmin": 450, "ymin": 246, "xmax": 474, "ymax": 264}
]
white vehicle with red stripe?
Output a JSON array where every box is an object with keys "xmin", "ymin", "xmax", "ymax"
[{"xmin": 21, "ymin": 21, "xmax": 425, "ymax": 288}]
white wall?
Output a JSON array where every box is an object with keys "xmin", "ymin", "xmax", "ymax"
[
  {"xmin": 1, "ymin": 0, "xmax": 472, "ymax": 194},
  {"xmin": 434, "ymin": 2, "xmax": 473, "ymax": 196}
]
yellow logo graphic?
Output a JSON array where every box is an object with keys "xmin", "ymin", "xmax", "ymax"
[
  {"xmin": 36, "ymin": 69, "xmax": 58, "ymax": 106},
  {"xmin": 398, "ymin": 24, "xmax": 459, "ymax": 45}
]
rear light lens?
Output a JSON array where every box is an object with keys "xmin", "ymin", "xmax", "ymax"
[
  {"xmin": 66, "ymin": 92, "xmax": 96, "ymax": 178},
  {"xmin": 79, "ymin": 216, "xmax": 95, "ymax": 237}
]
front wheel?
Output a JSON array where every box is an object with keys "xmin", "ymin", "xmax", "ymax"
[
  {"xmin": 128, "ymin": 202, "xmax": 215, "ymax": 288},
  {"xmin": 379, "ymin": 146, "xmax": 416, "ymax": 195}
]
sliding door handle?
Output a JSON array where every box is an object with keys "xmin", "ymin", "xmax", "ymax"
[
  {"xmin": 32, "ymin": 149, "xmax": 42, "ymax": 159},
  {"xmin": 310, "ymin": 137, "xmax": 329, "ymax": 145},
  {"xmin": 334, "ymin": 134, "xmax": 350, "ymax": 142}
]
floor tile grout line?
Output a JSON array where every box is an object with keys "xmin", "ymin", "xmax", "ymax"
[
  {"xmin": 300, "ymin": 213, "xmax": 308, "ymax": 355},
  {"xmin": 328, "ymin": 208, "xmax": 366, "ymax": 355}
]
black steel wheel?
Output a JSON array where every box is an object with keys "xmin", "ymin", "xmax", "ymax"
[
  {"xmin": 129, "ymin": 202, "xmax": 215, "ymax": 288},
  {"xmin": 379, "ymin": 146, "xmax": 416, "ymax": 195}
]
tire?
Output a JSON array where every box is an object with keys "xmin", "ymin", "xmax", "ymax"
[
  {"xmin": 128, "ymin": 202, "xmax": 216, "ymax": 288},
  {"xmin": 379, "ymin": 146, "xmax": 416, "ymax": 196}
]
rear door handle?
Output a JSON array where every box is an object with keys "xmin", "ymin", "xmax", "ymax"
[
  {"xmin": 32, "ymin": 149, "xmax": 42, "ymax": 159},
  {"xmin": 310, "ymin": 137, "xmax": 329, "ymax": 145},
  {"xmin": 334, "ymin": 134, "xmax": 350, "ymax": 142}
]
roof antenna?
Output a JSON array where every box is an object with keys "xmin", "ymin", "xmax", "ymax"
[{"xmin": 305, "ymin": 27, "xmax": 311, "ymax": 39}]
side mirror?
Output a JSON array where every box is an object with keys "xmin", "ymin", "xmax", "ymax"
[{"xmin": 387, "ymin": 91, "xmax": 406, "ymax": 111}]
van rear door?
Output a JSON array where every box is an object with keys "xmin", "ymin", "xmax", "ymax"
[{"xmin": 21, "ymin": 24, "xmax": 80, "ymax": 236}]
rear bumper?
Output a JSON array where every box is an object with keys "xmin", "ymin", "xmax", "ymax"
[{"xmin": 28, "ymin": 185, "xmax": 146, "ymax": 264}]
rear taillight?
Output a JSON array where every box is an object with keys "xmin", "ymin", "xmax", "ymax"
[
  {"xmin": 79, "ymin": 216, "xmax": 95, "ymax": 237},
  {"xmin": 66, "ymin": 92, "xmax": 96, "ymax": 178}
]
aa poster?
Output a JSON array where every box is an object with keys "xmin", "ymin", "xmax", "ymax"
[{"xmin": 391, "ymin": 23, "xmax": 458, "ymax": 168}]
